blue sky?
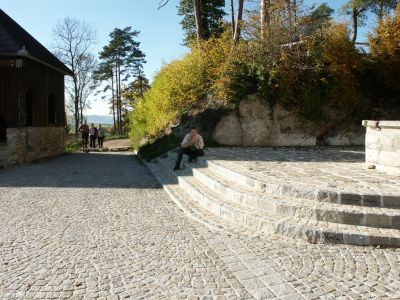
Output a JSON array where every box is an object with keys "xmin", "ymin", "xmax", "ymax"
[{"xmin": 1, "ymin": 0, "xmax": 374, "ymax": 115}]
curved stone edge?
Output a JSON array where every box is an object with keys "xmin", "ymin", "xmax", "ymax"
[
  {"xmin": 161, "ymin": 153, "xmax": 400, "ymax": 230},
  {"xmin": 144, "ymin": 159, "xmax": 225, "ymax": 233},
  {"xmin": 152, "ymin": 153, "xmax": 400, "ymax": 247}
]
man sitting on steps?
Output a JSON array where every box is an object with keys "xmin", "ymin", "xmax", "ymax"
[{"xmin": 174, "ymin": 127, "xmax": 204, "ymax": 171}]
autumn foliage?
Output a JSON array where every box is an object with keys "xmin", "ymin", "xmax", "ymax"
[
  {"xmin": 369, "ymin": 4, "xmax": 400, "ymax": 92},
  {"xmin": 130, "ymin": 6, "xmax": 400, "ymax": 148}
]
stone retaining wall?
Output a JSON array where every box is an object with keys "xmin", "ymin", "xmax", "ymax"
[
  {"xmin": 363, "ymin": 120, "xmax": 400, "ymax": 174},
  {"xmin": 213, "ymin": 97, "xmax": 365, "ymax": 147},
  {"xmin": 1, "ymin": 127, "xmax": 64, "ymax": 168}
]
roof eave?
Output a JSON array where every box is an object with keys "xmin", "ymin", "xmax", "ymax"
[{"xmin": 0, "ymin": 53, "xmax": 73, "ymax": 76}]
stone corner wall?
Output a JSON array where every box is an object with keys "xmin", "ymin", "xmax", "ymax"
[
  {"xmin": 1, "ymin": 127, "xmax": 65, "ymax": 168},
  {"xmin": 363, "ymin": 120, "xmax": 400, "ymax": 174}
]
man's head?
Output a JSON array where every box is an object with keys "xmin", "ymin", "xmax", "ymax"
[
  {"xmin": 91, "ymin": 123, "xmax": 94, "ymax": 127},
  {"xmin": 190, "ymin": 127, "xmax": 197, "ymax": 137}
]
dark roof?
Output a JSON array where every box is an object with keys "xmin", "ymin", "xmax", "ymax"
[{"xmin": 0, "ymin": 9, "xmax": 72, "ymax": 75}]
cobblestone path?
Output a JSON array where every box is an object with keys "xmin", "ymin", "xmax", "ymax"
[{"xmin": 0, "ymin": 152, "xmax": 400, "ymax": 299}]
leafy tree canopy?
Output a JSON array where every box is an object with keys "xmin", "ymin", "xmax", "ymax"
[{"xmin": 178, "ymin": 0, "xmax": 226, "ymax": 46}]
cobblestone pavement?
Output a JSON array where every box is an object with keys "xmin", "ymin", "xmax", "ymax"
[
  {"xmin": 1, "ymin": 152, "xmax": 400, "ymax": 299},
  {"xmin": 205, "ymin": 147, "xmax": 400, "ymax": 196}
]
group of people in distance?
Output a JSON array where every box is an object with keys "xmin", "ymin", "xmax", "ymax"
[
  {"xmin": 77, "ymin": 122, "xmax": 205, "ymax": 167},
  {"xmin": 78, "ymin": 121, "xmax": 107, "ymax": 149}
]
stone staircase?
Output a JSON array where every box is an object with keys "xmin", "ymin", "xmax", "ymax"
[{"xmin": 145, "ymin": 148, "xmax": 400, "ymax": 247}]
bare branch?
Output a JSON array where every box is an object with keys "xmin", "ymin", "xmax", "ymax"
[{"xmin": 158, "ymin": 0, "xmax": 170, "ymax": 10}]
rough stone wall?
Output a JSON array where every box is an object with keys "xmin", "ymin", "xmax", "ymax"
[
  {"xmin": 0, "ymin": 144, "xmax": 7, "ymax": 169},
  {"xmin": 6, "ymin": 128, "xmax": 27, "ymax": 166},
  {"xmin": 363, "ymin": 120, "xmax": 400, "ymax": 174},
  {"xmin": 1, "ymin": 127, "xmax": 64, "ymax": 168},
  {"xmin": 213, "ymin": 97, "xmax": 364, "ymax": 147}
]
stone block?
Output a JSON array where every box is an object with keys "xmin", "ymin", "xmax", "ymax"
[
  {"xmin": 317, "ymin": 190, "xmax": 339, "ymax": 203},
  {"xmin": 365, "ymin": 214, "xmax": 390, "ymax": 228},
  {"xmin": 363, "ymin": 120, "xmax": 400, "ymax": 174},
  {"xmin": 315, "ymin": 209, "xmax": 339, "ymax": 223},
  {"xmin": 322, "ymin": 231, "xmax": 344, "ymax": 244},
  {"xmin": 362, "ymin": 120, "xmax": 380, "ymax": 129},
  {"xmin": 382, "ymin": 196, "xmax": 400, "ymax": 208},
  {"xmin": 341, "ymin": 211, "xmax": 363, "ymax": 226},
  {"xmin": 343, "ymin": 233, "xmax": 369, "ymax": 246},
  {"xmin": 340, "ymin": 193, "xmax": 362, "ymax": 205},
  {"xmin": 365, "ymin": 149, "xmax": 379, "ymax": 163},
  {"xmin": 379, "ymin": 121, "xmax": 400, "ymax": 129},
  {"xmin": 378, "ymin": 151, "xmax": 400, "ymax": 167},
  {"xmin": 362, "ymin": 195, "xmax": 382, "ymax": 207},
  {"xmin": 390, "ymin": 216, "xmax": 400, "ymax": 229}
]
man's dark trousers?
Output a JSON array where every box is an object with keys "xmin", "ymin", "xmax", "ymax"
[
  {"xmin": 175, "ymin": 147, "xmax": 204, "ymax": 169},
  {"xmin": 90, "ymin": 135, "xmax": 96, "ymax": 148},
  {"xmin": 82, "ymin": 133, "xmax": 89, "ymax": 148}
]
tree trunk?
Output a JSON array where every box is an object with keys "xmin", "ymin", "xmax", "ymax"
[
  {"xmin": 115, "ymin": 63, "xmax": 121, "ymax": 135},
  {"xmin": 234, "ymin": 0, "xmax": 244, "ymax": 43},
  {"xmin": 73, "ymin": 76, "xmax": 79, "ymax": 133},
  {"xmin": 286, "ymin": 0, "xmax": 292, "ymax": 29},
  {"xmin": 260, "ymin": 0, "xmax": 271, "ymax": 37},
  {"xmin": 351, "ymin": 7, "xmax": 358, "ymax": 43},
  {"xmin": 111, "ymin": 70, "xmax": 116, "ymax": 132},
  {"xmin": 193, "ymin": 0, "xmax": 203, "ymax": 47},
  {"xmin": 117, "ymin": 63, "xmax": 122, "ymax": 134},
  {"xmin": 293, "ymin": 0, "xmax": 297, "ymax": 20},
  {"xmin": 230, "ymin": 0, "xmax": 236, "ymax": 39}
]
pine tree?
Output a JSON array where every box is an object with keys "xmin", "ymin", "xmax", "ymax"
[
  {"xmin": 97, "ymin": 27, "xmax": 146, "ymax": 134},
  {"xmin": 178, "ymin": 0, "xmax": 226, "ymax": 46},
  {"xmin": 342, "ymin": 0, "xmax": 374, "ymax": 43}
]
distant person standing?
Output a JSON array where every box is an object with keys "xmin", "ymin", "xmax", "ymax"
[
  {"xmin": 78, "ymin": 121, "xmax": 89, "ymax": 148},
  {"xmin": 89, "ymin": 123, "xmax": 97, "ymax": 148},
  {"xmin": 97, "ymin": 124, "xmax": 106, "ymax": 148}
]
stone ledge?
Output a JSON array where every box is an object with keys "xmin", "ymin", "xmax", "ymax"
[
  {"xmin": 362, "ymin": 120, "xmax": 380, "ymax": 129},
  {"xmin": 363, "ymin": 120, "xmax": 400, "ymax": 129},
  {"xmin": 378, "ymin": 121, "xmax": 400, "ymax": 129}
]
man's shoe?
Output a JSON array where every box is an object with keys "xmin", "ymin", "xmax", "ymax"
[{"xmin": 173, "ymin": 166, "xmax": 180, "ymax": 171}]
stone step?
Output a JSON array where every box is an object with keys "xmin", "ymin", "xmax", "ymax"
[
  {"xmin": 154, "ymin": 153, "xmax": 400, "ymax": 247},
  {"xmin": 193, "ymin": 163, "xmax": 400, "ymax": 230},
  {"xmin": 162, "ymin": 154, "xmax": 400, "ymax": 229},
  {"xmin": 193, "ymin": 151, "xmax": 400, "ymax": 209},
  {"xmin": 145, "ymin": 159, "xmax": 228, "ymax": 233}
]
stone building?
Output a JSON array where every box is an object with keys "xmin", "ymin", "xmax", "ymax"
[{"xmin": 0, "ymin": 9, "xmax": 72, "ymax": 168}]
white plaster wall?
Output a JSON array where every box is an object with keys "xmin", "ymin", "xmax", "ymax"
[{"xmin": 363, "ymin": 120, "xmax": 400, "ymax": 174}]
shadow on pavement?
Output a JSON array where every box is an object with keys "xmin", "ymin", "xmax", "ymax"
[{"xmin": 0, "ymin": 152, "xmax": 161, "ymax": 189}]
